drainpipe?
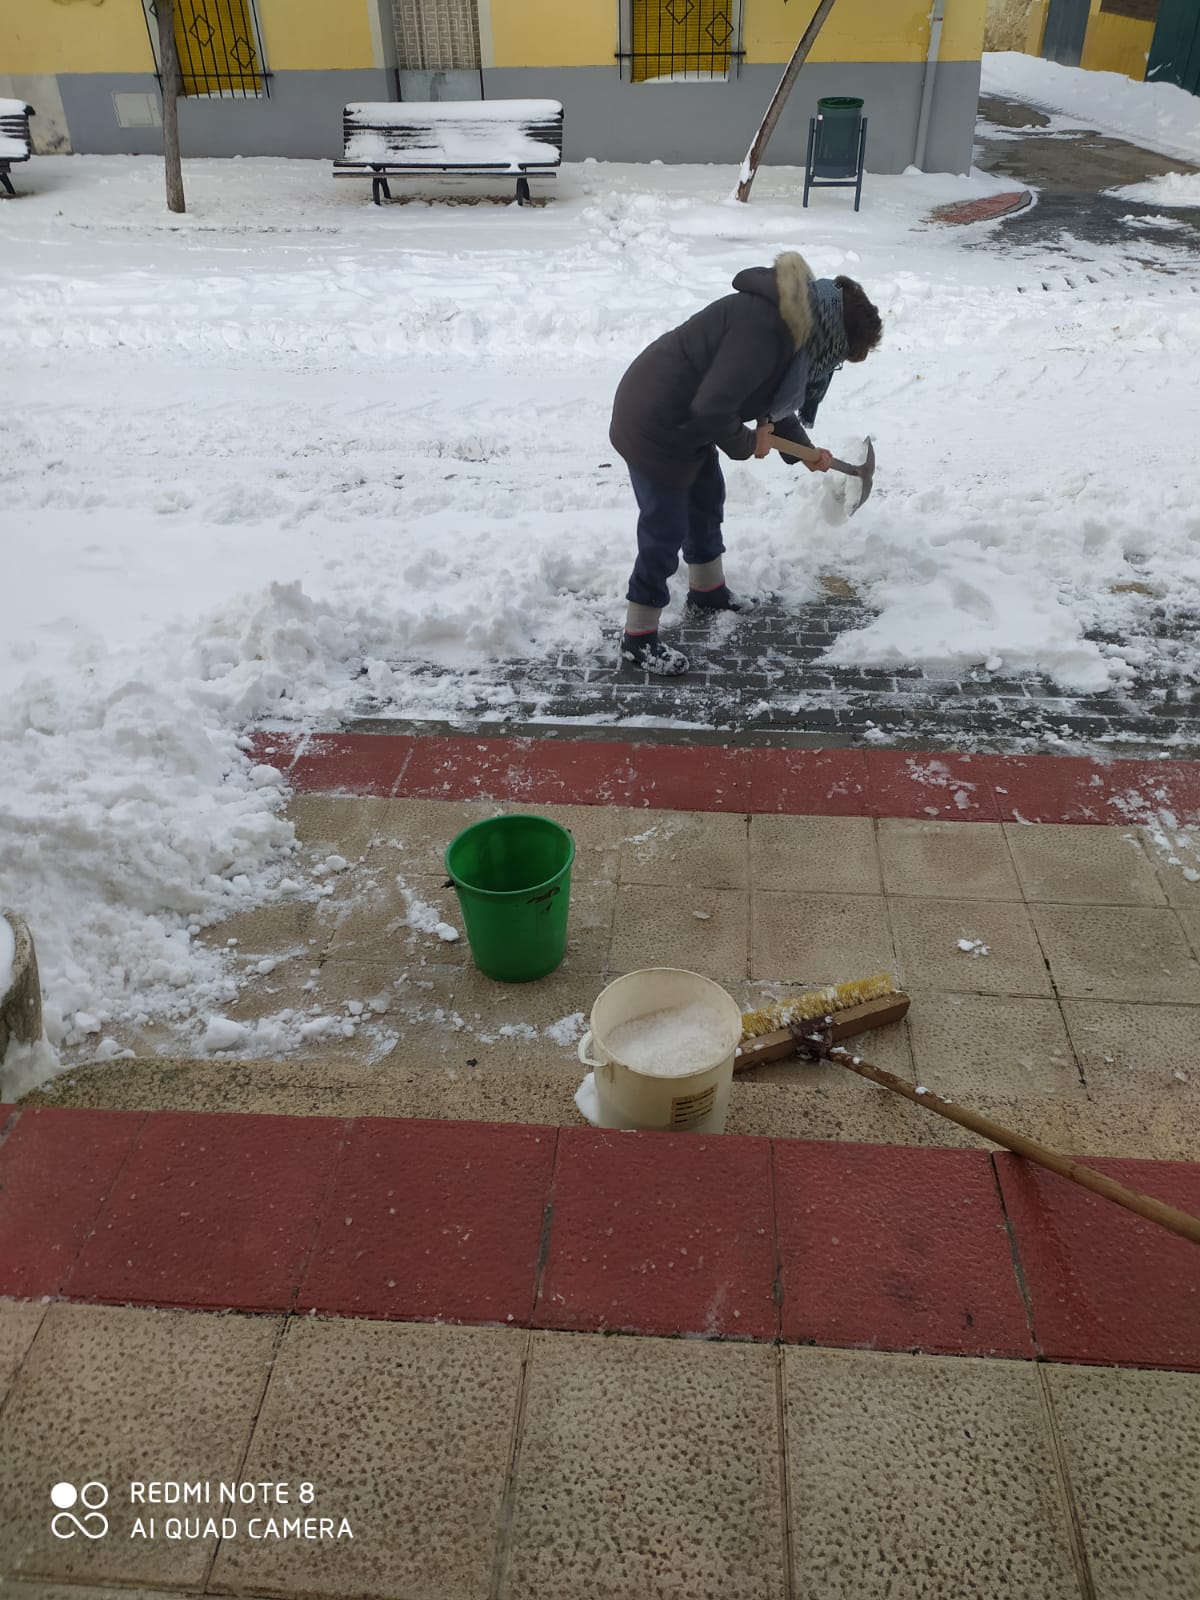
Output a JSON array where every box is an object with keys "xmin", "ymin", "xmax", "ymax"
[{"xmin": 914, "ymin": 0, "xmax": 945, "ymax": 171}]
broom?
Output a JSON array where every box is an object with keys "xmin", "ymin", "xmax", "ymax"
[{"xmin": 736, "ymin": 974, "xmax": 1200, "ymax": 1247}]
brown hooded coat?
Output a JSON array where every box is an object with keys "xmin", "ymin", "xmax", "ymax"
[{"xmin": 609, "ymin": 252, "xmax": 815, "ymax": 489}]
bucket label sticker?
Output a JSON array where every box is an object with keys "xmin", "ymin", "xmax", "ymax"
[{"xmin": 670, "ymin": 1084, "xmax": 717, "ymax": 1128}]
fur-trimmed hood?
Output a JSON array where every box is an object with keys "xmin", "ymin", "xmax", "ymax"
[{"xmin": 731, "ymin": 252, "xmax": 813, "ymax": 347}]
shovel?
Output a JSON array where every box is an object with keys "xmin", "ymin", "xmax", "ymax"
[{"xmin": 769, "ymin": 433, "xmax": 875, "ymax": 512}]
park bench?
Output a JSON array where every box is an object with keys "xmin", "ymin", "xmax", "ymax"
[
  {"xmin": 334, "ymin": 99, "xmax": 564, "ymax": 206},
  {"xmin": 0, "ymin": 100, "xmax": 35, "ymax": 197}
]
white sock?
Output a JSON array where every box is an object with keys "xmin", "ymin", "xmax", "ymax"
[
  {"xmin": 688, "ymin": 558, "xmax": 725, "ymax": 591},
  {"xmin": 625, "ymin": 602, "xmax": 662, "ymax": 635}
]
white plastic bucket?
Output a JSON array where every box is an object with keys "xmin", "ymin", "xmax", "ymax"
[{"xmin": 576, "ymin": 968, "xmax": 743, "ymax": 1134}]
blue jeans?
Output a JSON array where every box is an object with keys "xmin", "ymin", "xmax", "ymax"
[{"xmin": 626, "ymin": 448, "xmax": 726, "ymax": 610}]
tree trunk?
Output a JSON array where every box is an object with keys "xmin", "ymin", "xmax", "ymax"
[
  {"xmin": 156, "ymin": 0, "xmax": 186, "ymax": 214},
  {"xmin": 735, "ymin": 0, "xmax": 840, "ymax": 203}
]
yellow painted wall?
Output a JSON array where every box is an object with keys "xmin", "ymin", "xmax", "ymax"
[
  {"xmin": 1080, "ymin": 9, "xmax": 1152, "ymax": 79},
  {"xmin": 488, "ymin": 0, "xmax": 988, "ymax": 70},
  {"xmin": 2, "ymin": 0, "xmax": 154, "ymax": 75},
  {"xmin": 0, "ymin": 0, "xmax": 376, "ymax": 76},
  {"xmin": 258, "ymin": 0, "xmax": 375, "ymax": 70},
  {"xmin": 1025, "ymin": 0, "xmax": 1049, "ymax": 54}
]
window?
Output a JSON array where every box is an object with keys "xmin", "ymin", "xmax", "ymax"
[
  {"xmin": 620, "ymin": 0, "xmax": 744, "ymax": 83},
  {"xmin": 391, "ymin": 0, "xmax": 482, "ymax": 72},
  {"xmin": 143, "ymin": 0, "xmax": 268, "ymax": 99}
]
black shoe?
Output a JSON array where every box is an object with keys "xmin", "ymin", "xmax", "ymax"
[
  {"xmin": 620, "ymin": 631, "xmax": 690, "ymax": 675},
  {"xmin": 685, "ymin": 583, "xmax": 746, "ymax": 614}
]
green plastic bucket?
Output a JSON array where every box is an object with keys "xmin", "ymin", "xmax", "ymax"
[{"xmin": 445, "ymin": 815, "xmax": 575, "ymax": 983}]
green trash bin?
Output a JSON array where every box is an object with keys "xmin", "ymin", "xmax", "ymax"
[
  {"xmin": 813, "ymin": 96, "xmax": 865, "ymax": 179},
  {"xmin": 445, "ymin": 814, "xmax": 575, "ymax": 983}
]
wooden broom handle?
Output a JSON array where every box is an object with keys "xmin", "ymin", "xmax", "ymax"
[{"xmin": 827, "ymin": 1046, "xmax": 1200, "ymax": 1247}]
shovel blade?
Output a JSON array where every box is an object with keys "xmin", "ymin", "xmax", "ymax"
[{"xmin": 848, "ymin": 437, "xmax": 874, "ymax": 514}]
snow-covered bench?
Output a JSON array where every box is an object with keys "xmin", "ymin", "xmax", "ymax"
[
  {"xmin": 334, "ymin": 99, "xmax": 564, "ymax": 207},
  {"xmin": 0, "ymin": 100, "xmax": 35, "ymax": 197}
]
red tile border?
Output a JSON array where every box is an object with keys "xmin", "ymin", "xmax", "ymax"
[
  {"xmin": 994, "ymin": 1154, "xmax": 1200, "ymax": 1371},
  {"xmin": 66, "ymin": 1111, "xmax": 347, "ymax": 1313},
  {"xmin": 299, "ymin": 1118, "xmax": 556, "ymax": 1325},
  {"xmin": 0, "ymin": 1107, "xmax": 144, "ymax": 1299},
  {"xmin": 246, "ymin": 731, "xmax": 1200, "ymax": 826},
  {"xmin": 774, "ymin": 1143, "xmax": 1033, "ymax": 1358},
  {"xmin": 5, "ymin": 1104, "xmax": 1199, "ymax": 1371},
  {"xmin": 536, "ymin": 1127, "xmax": 778, "ymax": 1339}
]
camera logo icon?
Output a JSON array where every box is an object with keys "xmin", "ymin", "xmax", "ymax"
[{"xmin": 50, "ymin": 1482, "xmax": 110, "ymax": 1540}]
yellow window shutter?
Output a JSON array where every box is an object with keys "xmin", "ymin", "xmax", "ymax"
[
  {"xmin": 174, "ymin": 0, "xmax": 263, "ymax": 96},
  {"xmin": 631, "ymin": 0, "xmax": 734, "ymax": 83}
]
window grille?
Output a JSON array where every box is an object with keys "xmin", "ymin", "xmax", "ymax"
[
  {"xmin": 143, "ymin": 0, "xmax": 268, "ymax": 99},
  {"xmin": 619, "ymin": 0, "xmax": 744, "ymax": 83},
  {"xmin": 391, "ymin": 0, "xmax": 482, "ymax": 72}
]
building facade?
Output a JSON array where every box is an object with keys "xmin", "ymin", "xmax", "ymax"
[
  {"xmin": 1, "ymin": 0, "xmax": 987, "ymax": 173},
  {"xmin": 1016, "ymin": 0, "xmax": 1200, "ymax": 92}
]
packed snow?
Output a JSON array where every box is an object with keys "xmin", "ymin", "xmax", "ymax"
[
  {"xmin": 604, "ymin": 1000, "xmax": 733, "ymax": 1076},
  {"xmin": 2, "ymin": 56, "xmax": 1199, "ymax": 1086},
  {"xmin": 0, "ymin": 914, "xmax": 14, "ymax": 998}
]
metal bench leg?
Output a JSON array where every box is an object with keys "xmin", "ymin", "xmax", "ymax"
[
  {"xmin": 802, "ymin": 118, "xmax": 816, "ymax": 209},
  {"xmin": 0, "ymin": 168, "xmax": 14, "ymax": 198},
  {"xmin": 515, "ymin": 175, "xmax": 530, "ymax": 205},
  {"xmin": 854, "ymin": 119, "xmax": 868, "ymax": 212},
  {"xmin": 371, "ymin": 174, "xmax": 391, "ymax": 206}
]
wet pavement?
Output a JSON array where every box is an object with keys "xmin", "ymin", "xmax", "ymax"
[{"xmin": 974, "ymin": 93, "xmax": 1200, "ymax": 263}]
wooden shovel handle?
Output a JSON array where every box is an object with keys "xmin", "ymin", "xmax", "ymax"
[
  {"xmin": 829, "ymin": 1047, "xmax": 1200, "ymax": 1247},
  {"xmin": 767, "ymin": 435, "xmax": 825, "ymax": 466}
]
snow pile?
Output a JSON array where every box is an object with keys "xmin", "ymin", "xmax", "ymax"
[
  {"xmin": 398, "ymin": 882, "xmax": 460, "ymax": 943},
  {"xmin": 0, "ymin": 914, "xmax": 13, "ymax": 997},
  {"xmin": 982, "ymin": 51, "xmax": 1200, "ymax": 162},
  {"xmin": 1108, "ymin": 172, "xmax": 1200, "ymax": 208}
]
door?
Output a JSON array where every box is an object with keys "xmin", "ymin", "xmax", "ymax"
[
  {"xmin": 1041, "ymin": 0, "xmax": 1091, "ymax": 66},
  {"xmin": 1148, "ymin": 0, "xmax": 1200, "ymax": 94},
  {"xmin": 390, "ymin": 0, "xmax": 482, "ymax": 100}
]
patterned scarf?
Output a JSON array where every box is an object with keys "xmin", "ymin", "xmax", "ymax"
[{"xmin": 768, "ymin": 279, "xmax": 848, "ymax": 426}]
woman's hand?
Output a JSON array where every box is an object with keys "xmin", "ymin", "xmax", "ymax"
[
  {"xmin": 754, "ymin": 421, "xmax": 775, "ymax": 459},
  {"xmin": 804, "ymin": 448, "xmax": 834, "ymax": 473}
]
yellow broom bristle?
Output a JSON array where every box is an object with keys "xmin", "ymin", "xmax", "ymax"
[{"xmin": 739, "ymin": 973, "xmax": 901, "ymax": 1039}]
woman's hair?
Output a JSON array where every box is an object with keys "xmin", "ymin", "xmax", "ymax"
[{"xmin": 837, "ymin": 276, "xmax": 883, "ymax": 361}]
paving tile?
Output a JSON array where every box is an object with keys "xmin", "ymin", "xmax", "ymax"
[
  {"xmin": 0, "ymin": 1301, "xmax": 44, "ymax": 1402},
  {"xmin": 865, "ymin": 750, "xmax": 999, "ymax": 820},
  {"xmin": 1005, "ymin": 822, "xmax": 1166, "ymax": 905},
  {"xmin": 0, "ymin": 1586, "xmax": 193, "ymax": 1600},
  {"xmin": 66, "ymin": 1110, "xmax": 345, "ymax": 1312},
  {"xmin": 906, "ymin": 990, "xmax": 1083, "ymax": 1099},
  {"xmin": 285, "ymin": 793, "xmax": 389, "ymax": 856},
  {"xmin": 981, "ymin": 754, "xmax": 1117, "ymax": 824},
  {"xmin": 617, "ymin": 808, "xmax": 748, "ymax": 888},
  {"xmin": 289, "ymin": 731, "xmax": 413, "ymax": 795},
  {"xmin": 890, "ymin": 897, "xmax": 1053, "ymax": 995},
  {"xmin": 609, "ymin": 883, "xmax": 748, "ymax": 982},
  {"xmin": 749, "ymin": 814, "xmax": 880, "ymax": 893},
  {"xmin": 373, "ymin": 796, "xmax": 500, "ymax": 876},
  {"xmin": 325, "ymin": 872, "xmax": 466, "ymax": 966},
  {"xmin": 1046, "ymin": 1364, "xmax": 1200, "ymax": 1600},
  {"xmin": 507, "ymin": 1332, "xmax": 784, "ymax": 1599},
  {"xmin": 0, "ymin": 1304, "xmax": 277, "ymax": 1586},
  {"xmin": 1062, "ymin": 1000, "xmax": 1200, "ymax": 1100},
  {"xmin": 300, "ymin": 1118, "xmax": 554, "ymax": 1323},
  {"xmin": 997, "ymin": 1154, "xmax": 1200, "ymax": 1369},
  {"xmin": 210, "ymin": 1318, "xmax": 522, "ymax": 1600},
  {"xmin": 751, "ymin": 890, "xmax": 895, "ymax": 984},
  {"xmin": 560, "ymin": 877, "xmax": 615, "ymax": 973},
  {"xmin": 1141, "ymin": 824, "xmax": 1200, "ymax": 910},
  {"xmin": 537, "ymin": 1127, "xmax": 777, "ymax": 1338},
  {"xmin": 0, "ymin": 1107, "xmax": 144, "ymax": 1298},
  {"xmin": 775, "ymin": 1142, "xmax": 1032, "ymax": 1357},
  {"xmin": 879, "ymin": 819, "xmax": 1021, "ymax": 899},
  {"xmin": 615, "ymin": 741, "xmax": 749, "ymax": 812},
  {"xmin": 1182, "ymin": 905, "xmax": 1200, "ymax": 960},
  {"xmin": 198, "ymin": 899, "xmax": 322, "ymax": 958},
  {"xmin": 784, "ymin": 1348, "xmax": 1081, "ymax": 1599},
  {"xmin": 450, "ymin": 967, "xmax": 595, "ymax": 1069},
  {"xmin": 749, "ymin": 746, "xmax": 871, "ymax": 815},
  {"xmin": 1031, "ymin": 904, "xmax": 1200, "ymax": 1001},
  {"xmin": 726, "ymin": 1079, "xmax": 933, "ymax": 1144}
]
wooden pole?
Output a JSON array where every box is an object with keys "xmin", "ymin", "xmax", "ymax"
[
  {"xmin": 828, "ymin": 1046, "xmax": 1200, "ymax": 1247},
  {"xmin": 156, "ymin": 0, "xmax": 186, "ymax": 214},
  {"xmin": 735, "ymin": 0, "xmax": 840, "ymax": 203}
]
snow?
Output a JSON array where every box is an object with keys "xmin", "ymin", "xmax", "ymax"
[
  {"xmin": 2, "ymin": 59, "xmax": 1199, "ymax": 1084},
  {"xmin": 344, "ymin": 100, "xmax": 562, "ymax": 168},
  {"xmin": 604, "ymin": 1000, "xmax": 731, "ymax": 1076},
  {"xmin": 1109, "ymin": 172, "xmax": 1200, "ymax": 208},
  {"xmin": 981, "ymin": 52, "xmax": 1200, "ymax": 163}
]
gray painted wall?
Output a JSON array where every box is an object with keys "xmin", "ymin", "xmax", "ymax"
[
  {"xmin": 51, "ymin": 59, "xmax": 979, "ymax": 173},
  {"xmin": 56, "ymin": 69, "xmax": 393, "ymax": 158},
  {"xmin": 484, "ymin": 61, "xmax": 981, "ymax": 175}
]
